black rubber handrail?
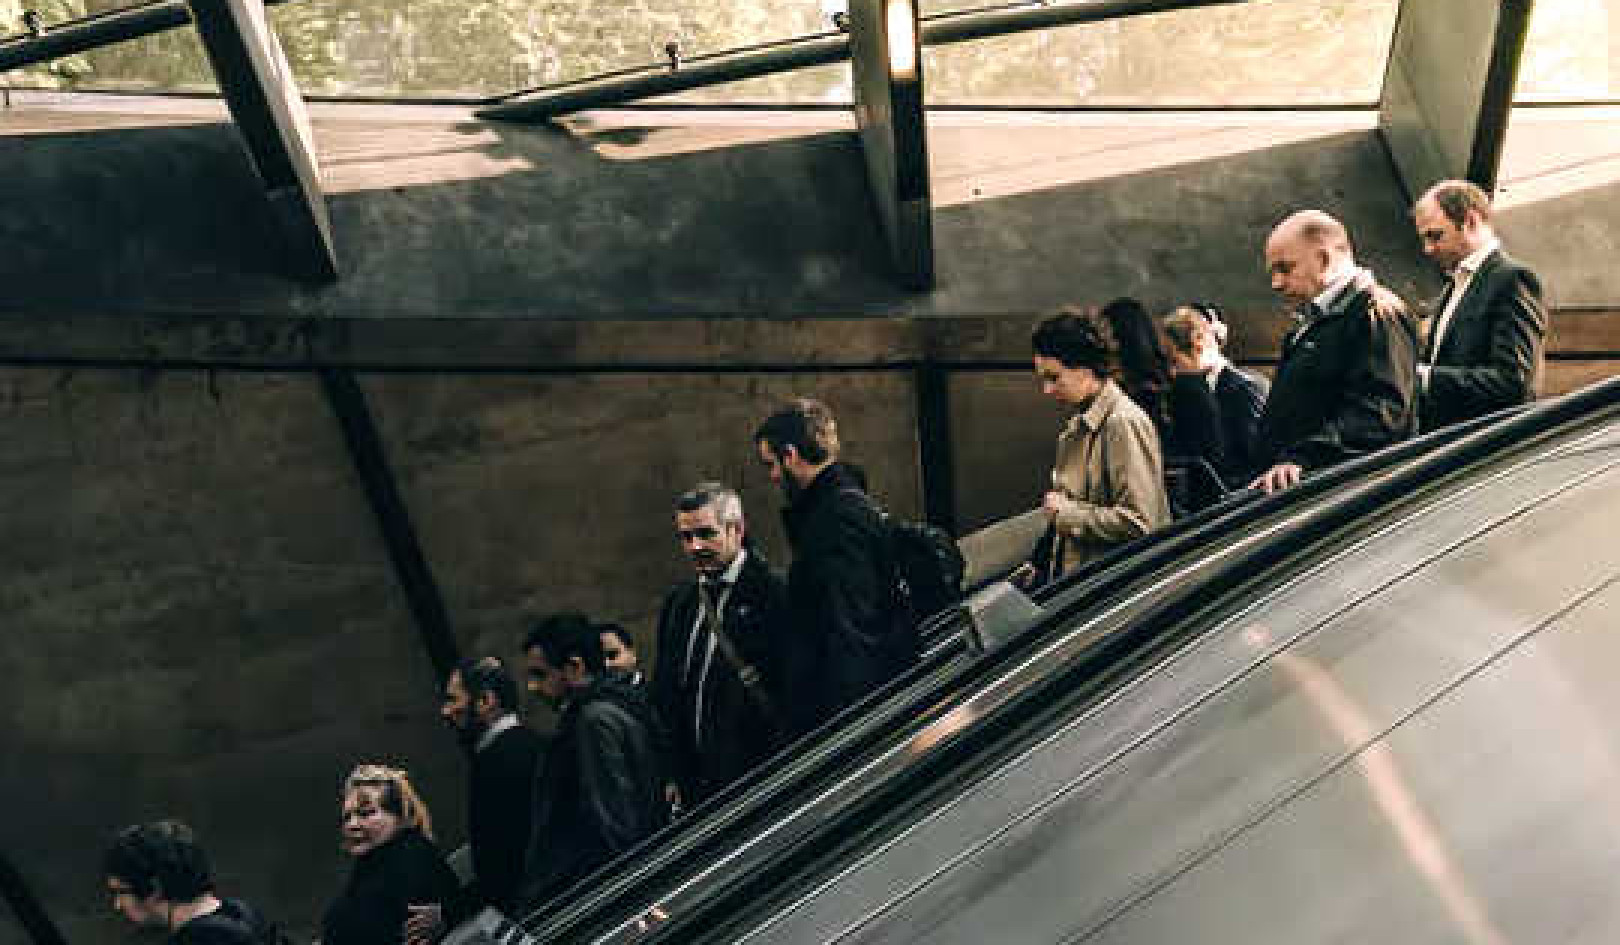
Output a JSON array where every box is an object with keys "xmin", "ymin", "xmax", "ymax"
[
  {"xmin": 665, "ymin": 377, "xmax": 1620, "ymax": 941},
  {"xmin": 513, "ymin": 403, "xmax": 1520, "ymax": 941}
]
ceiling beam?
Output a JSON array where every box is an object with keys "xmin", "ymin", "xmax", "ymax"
[
  {"xmin": 1378, "ymin": 0, "xmax": 1536, "ymax": 197},
  {"xmin": 185, "ymin": 0, "xmax": 337, "ymax": 282},
  {"xmin": 851, "ymin": 0, "xmax": 934, "ymax": 290}
]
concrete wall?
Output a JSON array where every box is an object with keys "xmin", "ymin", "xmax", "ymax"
[
  {"xmin": 0, "ymin": 369, "xmax": 453, "ymax": 942},
  {"xmin": 0, "ymin": 366, "xmax": 923, "ymax": 941}
]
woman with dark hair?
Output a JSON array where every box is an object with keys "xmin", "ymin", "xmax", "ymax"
[
  {"xmin": 1162, "ymin": 302, "xmax": 1269, "ymax": 487},
  {"xmin": 1099, "ymin": 297, "xmax": 1173, "ymax": 434},
  {"xmin": 322, "ymin": 764, "xmax": 458, "ymax": 945},
  {"xmin": 1015, "ymin": 307, "xmax": 1170, "ymax": 587}
]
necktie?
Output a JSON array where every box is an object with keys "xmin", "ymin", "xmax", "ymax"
[{"xmin": 685, "ymin": 582, "xmax": 725, "ymax": 747}]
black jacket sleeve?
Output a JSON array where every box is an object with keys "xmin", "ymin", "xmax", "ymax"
[
  {"xmin": 1167, "ymin": 373, "xmax": 1227, "ymax": 468},
  {"xmin": 575, "ymin": 700, "xmax": 666, "ymax": 857}
]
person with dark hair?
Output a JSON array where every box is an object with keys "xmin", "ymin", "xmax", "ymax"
[
  {"xmin": 1019, "ymin": 308, "xmax": 1170, "ymax": 584},
  {"xmin": 1252, "ymin": 210, "xmax": 1418, "ymax": 493},
  {"xmin": 754, "ymin": 397, "xmax": 909, "ymax": 735},
  {"xmin": 1099, "ymin": 296, "xmax": 1173, "ymax": 434},
  {"xmin": 104, "ymin": 820, "xmax": 275, "ymax": 943},
  {"xmin": 322, "ymin": 764, "xmax": 459, "ymax": 945},
  {"xmin": 1162, "ymin": 303, "xmax": 1270, "ymax": 489},
  {"xmin": 596, "ymin": 623, "xmax": 644, "ymax": 685},
  {"xmin": 437, "ymin": 656, "xmax": 542, "ymax": 917},
  {"xmin": 518, "ymin": 613, "xmax": 669, "ymax": 907},
  {"xmin": 1412, "ymin": 179, "xmax": 1546, "ymax": 430},
  {"xmin": 653, "ymin": 481, "xmax": 790, "ymax": 809}
]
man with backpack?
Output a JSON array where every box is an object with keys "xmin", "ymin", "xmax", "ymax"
[
  {"xmin": 755, "ymin": 398, "xmax": 932, "ymax": 736},
  {"xmin": 103, "ymin": 820, "xmax": 282, "ymax": 944}
]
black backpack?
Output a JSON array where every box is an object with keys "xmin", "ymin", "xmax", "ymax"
[
  {"xmin": 886, "ymin": 516, "xmax": 966, "ymax": 630},
  {"xmin": 849, "ymin": 493, "xmax": 964, "ymax": 632}
]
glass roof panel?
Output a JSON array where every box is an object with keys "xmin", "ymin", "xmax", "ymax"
[
  {"xmin": 1516, "ymin": 0, "xmax": 1620, "ymax": 102},
  {"xmin": 919, "ymin": 0, "xmax": 1399, "ymax": 107},
  {"xmin": 4, "ymin": 0, "xmax": 1611, "ymax": 106}
]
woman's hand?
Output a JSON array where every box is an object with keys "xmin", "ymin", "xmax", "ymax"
[{"xmin": 1041, "ymin": 490, "xmax": 1075, "ymax": 519}]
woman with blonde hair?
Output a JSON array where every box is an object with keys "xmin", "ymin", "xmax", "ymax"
[
  {"xmin": 320, "ymin": 764, "xmax": 459, "ymax": 945},
  {"xmin": 1162, "ymin": 302, "xmax": 1268, "ymax": 489}
]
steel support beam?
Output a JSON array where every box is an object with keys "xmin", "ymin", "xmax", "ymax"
[
  {"xmin": 1378, "ymin": 0, "xmax": 1536, "ymax": 196},
  {"xmin": 185, "ymin": 0, "xmax": 337, "ymax": 283},
  {"xmin": 477, "ymin": 0, "xmax": 1249, "ymax": 122},
  {"xmin": 0, "ymin": 853, "xmax": 65, "ymax": 945},
  {"xmin": 850, "ymin": 0, "xmax": 933, "ymax": 290},
  {"xmin": 319, "ymin": 369, "xmax": 460, "ymax": 681},
  {"xmin": 914, "ymin": 361, "xmax": 958, "ymax": 533}
]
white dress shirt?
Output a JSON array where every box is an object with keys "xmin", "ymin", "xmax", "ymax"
[{"xmin": 1421, "ymin": 237, "xmax": 1501, "ymax": 387}]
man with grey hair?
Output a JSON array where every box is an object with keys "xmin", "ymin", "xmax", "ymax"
[
  {"xmin": 1412, "ymin": 179, "xmax": 1546, "ymax": 431},
  {"xmin": 1250, "ymin": 209, "xmax": 1418, "ymax": 493},
  {"xmin": 651, "ymin": 481, "xmax": 791, "ymax": 808}
]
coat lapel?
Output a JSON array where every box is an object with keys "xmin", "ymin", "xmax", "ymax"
[{"xmin": 1436, "ymin": 249, "xmax": 1502, "ymax": 363}]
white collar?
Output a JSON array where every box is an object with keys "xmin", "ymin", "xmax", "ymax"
[
  {"xmin": 1453, "ymin": 237, "xmax": 1500, "ymax": 278},
  {"xmin": 705, "ymin": 548, "xmax": 748, "ymax": 587},
  {"xmin": 474, "ymin": 713, "xmax": 519, "ymax": 754},
  {"xmin": 1204, "ymin": 354, "xmax": 1231, "ymax": 391},
  {"xmin": 1312, "ymin": 262, "xmax": 1362, "ymax": 312}
]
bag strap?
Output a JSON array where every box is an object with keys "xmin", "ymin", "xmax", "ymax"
[
  {"xmin": 698, "ymin": 583, "xmax": 781, "ymax": 728},
  {"xmin": 708, "ymin": 623, "xmax": 778, "ymax": 725}
]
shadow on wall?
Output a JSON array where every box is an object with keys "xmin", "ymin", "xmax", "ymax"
[{"xmin": 0, "ymin": 114, "xmax": 1440, "ymax": 318}]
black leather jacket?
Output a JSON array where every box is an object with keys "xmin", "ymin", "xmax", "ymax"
[{"xmin": 520, "ymin": 674, "xmax": 670, "ymax": 908}]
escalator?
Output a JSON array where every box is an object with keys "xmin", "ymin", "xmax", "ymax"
[{"xmin": 496, "ymin": 376, "xmax": 1620, "ymax": 944}]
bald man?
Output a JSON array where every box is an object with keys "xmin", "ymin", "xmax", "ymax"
[{"xmin": 1250, "ymin": 210, "xmax": 1419, "ymax": 493}]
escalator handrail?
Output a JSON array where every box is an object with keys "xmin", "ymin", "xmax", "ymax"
[
  {"xmin": 514, "ymin": 399, "xmax": 1541, "ymax": 940},
  {"xmin": 672, "ymin": 377, "xmax": 1620, "ymax": 941}
]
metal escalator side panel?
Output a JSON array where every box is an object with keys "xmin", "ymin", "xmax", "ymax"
[{"xmin": 729, "ymin": 423, "xmax": 1620, "ymax": 943}]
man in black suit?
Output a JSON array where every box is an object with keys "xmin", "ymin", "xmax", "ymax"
[
  {"xmin": 439, "ymin": 656, "xmax": 543, "ymax": 917},
  {"xmin": 1250, "ymin": 210, "xmax": 1418, "ymax": 493},
  {"xmin": 1413, "ymin": 179, "xmax": 1547, "ymax": 431},
  {"xmin": 652, "ymin": 481, "xmax": 790, "ymax": 810}
]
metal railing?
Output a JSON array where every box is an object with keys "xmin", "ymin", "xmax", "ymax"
[{"xmin": 478, "ymin": 0, "xmax": 1249, "ymax": 120}]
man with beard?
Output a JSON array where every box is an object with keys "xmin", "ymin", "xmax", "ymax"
[
  {"xmin": 438, "ymin": 656, "xmax": 542, "ymax": 918},
  {"xmin": 755, "ymin": 398, "xmax": 911, "ymax": 737},
  {"xmin": 652, "ymin": 481, "xmax": 790, "ymax": 809},
  {"xmin": 519, "ymin": 613, "xmax": 670, "ymax": 908}
]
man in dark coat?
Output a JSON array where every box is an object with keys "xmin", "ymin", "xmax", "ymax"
[
  {"xmin": 519, "ymin": 613, "xmax": 669, "ymax": 908},
  {"xmin": 1250, "ymin": 209, "xmax": 1418, "ymax": 493},
  {"xmin": 439, "ymin": 656, "xmax": 543, "ymax": 917},
  {"xmin": 104, "ymin": 820, "xmax": 278, "ymax": 944},
  {"xmin": 1413, "ymin": 179, "xmax": 1547, "ymax": 432},
  {"xmin": 755, "ymin": 398, "xmax": 910, "ymax": 736},
  {"xmin": 653, "ymin": 481, "xmax": 790, "ymax": 810}
]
